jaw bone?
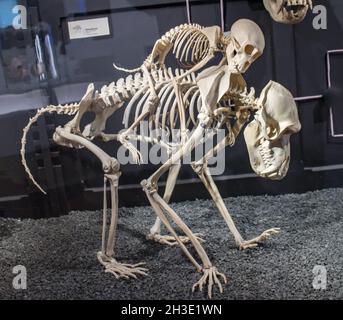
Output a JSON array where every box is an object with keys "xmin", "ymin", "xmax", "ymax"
[
  {"xmin": 257, "ymin": 136, "xmax": 290, "ymax": 179},
  {"xmin": 244, "ymin": 81, "xmax": 301, "ymax": 180},
  {"xmin": 244, "ymin": 120, "xmax": 290, "ymax": 180},
  {"xmin": 263, "ymin": 0, "xmax": 313, "ymax": 24}
]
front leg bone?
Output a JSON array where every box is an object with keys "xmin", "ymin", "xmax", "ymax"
[
  {"xmin": 142, "ymin": 120, "xmax": 227, "ymax": 298},
  {"xmin": 191, "ymin": 113, "xmax": 280, "ymax": 250},
  {"xmin": 147, "ymin": 164, "xmax": 205, "ymax": 246},
  {"xmin": 192, "ymin": 163, "xmax": 281, "ymax": 250}
]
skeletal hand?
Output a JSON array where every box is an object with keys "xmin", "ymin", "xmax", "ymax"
[
  {"xmin": 258, "ymin": 227, "xmax": 281, "ymax": 241},
  {"xmin": 239, "ymin": 227, "xmax": 281, "ymax": 250}
]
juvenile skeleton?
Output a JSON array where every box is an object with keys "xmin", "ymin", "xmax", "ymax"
[{"xmin": 21, "ymin": 19, "xmax": 301, "ymax": 298}]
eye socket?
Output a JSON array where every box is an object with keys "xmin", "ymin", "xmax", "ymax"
[
  {"xmin": 244, "ymin": 44, "xmax": 255, "ymax": 55},
  {"xmin": 267, "ymin": 127, "xmax": 277, "ymax": 137},
  {"xmin": 232, "ymin": 38, "xmax": 241, "ymax": 51},
  {"xmin": 265, "ymin": 124, "xmax": 280, "ymax": 140}
]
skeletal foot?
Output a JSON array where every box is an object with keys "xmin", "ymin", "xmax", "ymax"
[
  {"xmin": 239, "ymin": 228, "xmax": 281, "ymax": 250},
  {"xmin": 192, "ymin": 266, "xmax": 227, "ymax": 299},
  {"xmin": 147, "ymin": 233, "xmax": 205, "ymax": 246},
  {"xmin": 97, "ymin": 252, "xmax": 148, "ymax": 279}
]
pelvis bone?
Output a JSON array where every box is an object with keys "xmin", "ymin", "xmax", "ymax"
[
  {"xmin": 263, "ymin": 0, "xmax": 313, "ymax": 24},
  {"xmin": 244, "ymin": 81, "xmax": 301, "ymax": 180}
]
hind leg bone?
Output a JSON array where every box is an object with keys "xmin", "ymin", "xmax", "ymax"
[{"xmin": 55, "ymin": 127, "xmax": 147, "ymax": 279}]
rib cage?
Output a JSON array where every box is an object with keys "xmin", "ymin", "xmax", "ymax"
[
  {"xmin": 96, "ymin": 65, "xmax": 251, "ymax": 145},
  {"xmin": 172, "ymin": 25, "xmax": 210, "ymax": 68},
  {"xmin": 96, "ymin": 67, "xmax": 201, "ymax": 135},
  {"xmin": 148, "ymin": 23, "xmax": 210, "ymax": 68}
]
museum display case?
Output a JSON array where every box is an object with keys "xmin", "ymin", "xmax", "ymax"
[{"xmin": 0, "ymin": 0, "xmax": 340, "ymax": 219}]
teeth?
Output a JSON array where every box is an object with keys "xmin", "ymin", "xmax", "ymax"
[
  {"xmin": 261, "ymin": 166, "xmax": 278, "ymax": 176},
  {"xmin": 258, "ymin": 138, "xmax": 274, "ymax": 168},
  {"xmin": 248, "ymin": 87, "xmax": 255, "ymax": 99},
  {"xmin": 277, "ymin": 4, "xmax": 283, "ymax": 14},
  {"xmin": 281, "ymin": 0, "xmax": 310, "ymax": 20}
]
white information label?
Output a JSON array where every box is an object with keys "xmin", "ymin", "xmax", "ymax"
[{"xmin": 68, "ymin": 17, "xmax": 110, "ymax": 40}]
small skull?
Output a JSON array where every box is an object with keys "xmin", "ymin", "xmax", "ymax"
[
  {"xmin": 226, "ymin": 19, "xmax": 265, "ymax": 74},
  {"xmin": 244, "ymin": 81, "xmax": 301, "ymax": 180},
  {"xmin": 263, "ymin": 0, "xmax": 313, "ymax": 24}
]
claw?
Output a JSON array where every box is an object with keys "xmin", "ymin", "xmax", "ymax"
[
  {"xmin": 97, "ymin": 252, "xmax": 148, "ymax": 279},
  {"xmin": 260, "ymin": 227, "xmax": 281, "ymax": 240},
  {"xmin": 192, "ymin": 266, "xmax": 227, "ymax": 299},
  {"xmin": 239, "ymin": 228, "xmax": 281, "ymax": 250},
  {"xmin": 239, "ymin": 242, "xmax": 258, "ymax": 250}
]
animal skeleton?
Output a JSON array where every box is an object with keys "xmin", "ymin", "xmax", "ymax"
[
  {"xmin": 263, "ymin": 0, "xmax": 313, "ymax": 24},
  {"xmin": 20, "ymin": 19, "xmax": 301, "ymax": 298}
]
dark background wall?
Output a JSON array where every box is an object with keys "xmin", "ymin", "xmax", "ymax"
[{"xmin": 0, "ymin": 0, "xmax": 342, "ymax": 218}]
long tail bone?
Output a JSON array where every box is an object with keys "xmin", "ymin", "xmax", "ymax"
[{"xmin": 20, "ymin": 103, "xmax": 79, "ymax": 194}]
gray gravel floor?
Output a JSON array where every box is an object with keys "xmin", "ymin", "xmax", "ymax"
[{"xmin": 1, "ymin": 188, "xmax": 343, "ymax": 300}]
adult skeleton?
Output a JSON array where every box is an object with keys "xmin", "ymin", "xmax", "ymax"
[{"xmin": 20, "ymin": 19, "xmax": 301, "ymax": 298}]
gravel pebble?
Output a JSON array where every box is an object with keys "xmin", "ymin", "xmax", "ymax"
[{"xmin": 1, "ymin": 188, "xmax": 342, "ymax": 300}]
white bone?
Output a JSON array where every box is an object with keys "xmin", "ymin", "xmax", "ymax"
[
  {"xmin": 20, "ymin": 20, "xmax": 300, "ymax": 299},
  {"xmin": 263, "ymin": 0, "xmax": 311, "ymax": 24},
  {"xmin": 244, "ymin": 81, "xmax": 301, "ymax": 180}
]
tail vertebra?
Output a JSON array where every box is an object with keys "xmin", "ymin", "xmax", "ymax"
[{"xmin": 20, "ymin": 103, "xmax": 79, "ymax": 194}]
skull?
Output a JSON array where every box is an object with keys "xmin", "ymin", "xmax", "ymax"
[
  {"xmin": 263, "ymin": 0, "xmax": 312, "ymax": 24},
  {"xmin": 244, "ymin": 81, "xmax": 301, "ymax": 180},
  {"xmin": 226, "ymin": 19, "xmax": 265, "ymax": 74}
]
